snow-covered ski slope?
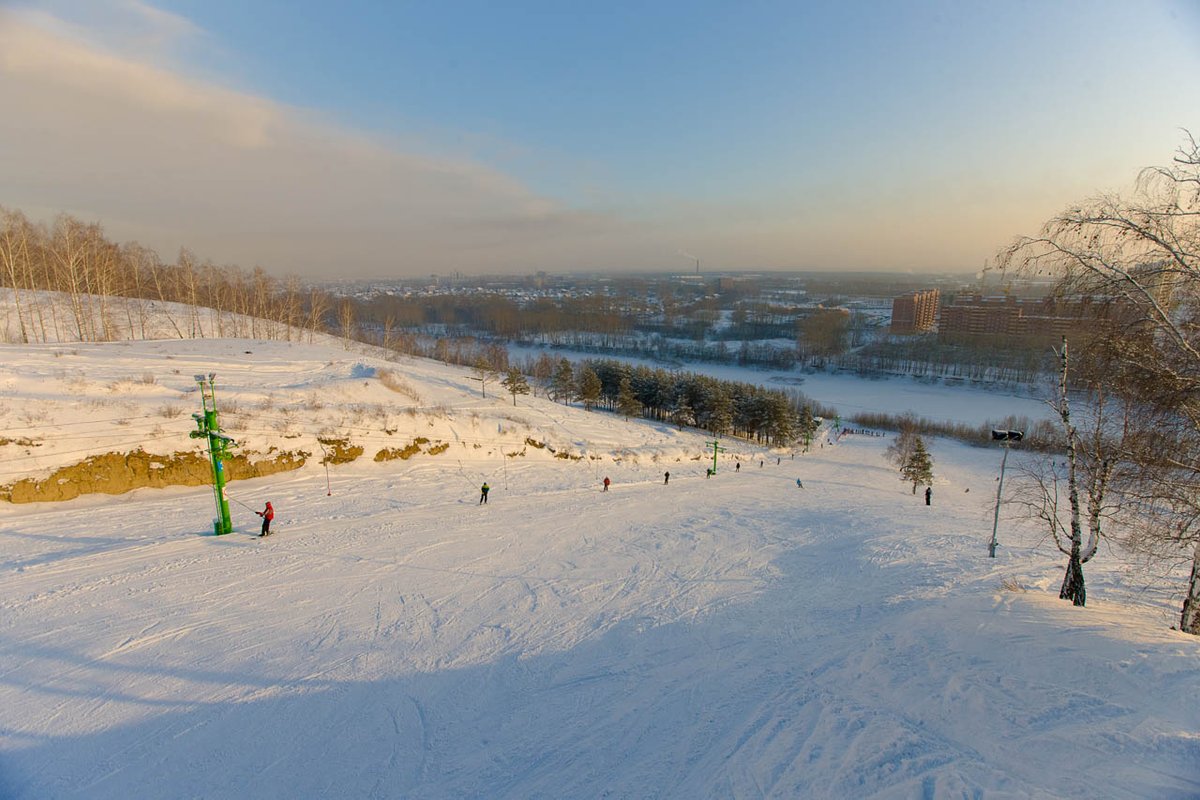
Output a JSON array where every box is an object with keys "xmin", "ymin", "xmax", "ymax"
[{"xmin": 0, "ymin": 336, "xmax": 1197, "ymax": 799}]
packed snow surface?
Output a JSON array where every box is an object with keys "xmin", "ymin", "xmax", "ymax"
[{"xmin": 0, "ymin": 337, "xmax": 1196, "ymax": 799}]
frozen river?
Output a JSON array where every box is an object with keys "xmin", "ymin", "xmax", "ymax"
[{"xmin": 508, "ymin": 345, "xmax": 1052, "ymax": 428}]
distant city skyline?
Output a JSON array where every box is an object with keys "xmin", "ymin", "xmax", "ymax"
[{"xmin": 2, "ymin": 1, "xmax": 1198, "ymax": 278}]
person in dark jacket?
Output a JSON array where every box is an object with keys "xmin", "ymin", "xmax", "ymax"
[
  {"xmin": 256, "ymin": 501, "xmax": 274, "ymax": 536},
  {"xmin": 664, "ymin": 471, "xmax": 670, "ymax": 485},
  {"xmin": 925, "ymin": 486, "xmax": 932, "ymax": 506},
  {"xmin": 480, "ymin": 483, "xmax": 490, "ymax": 504}
]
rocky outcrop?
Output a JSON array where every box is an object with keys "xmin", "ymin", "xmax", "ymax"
[
  {"xmin": 317, "ymin": 437, "xmax": 364, "ymax": 465},
  {"xmin": 374, "ymin": 437, "xmax": 449, "ymax": 461},
  {"xmin": 1, "ymin": 447, "xmax": 309, "ymax": 504}
]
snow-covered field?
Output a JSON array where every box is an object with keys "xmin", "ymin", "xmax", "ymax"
[{"xmin": 1, "ymin": 335, "xmax": 1197, "ymax": 799}]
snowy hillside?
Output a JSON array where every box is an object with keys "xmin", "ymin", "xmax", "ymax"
[{"xmin": 0, "ymin": 335, "xmax": 1197, "ymax": 799}]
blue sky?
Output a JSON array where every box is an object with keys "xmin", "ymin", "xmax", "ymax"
[{"xmin": 2, "ymin": 0, "xmax": 1198, "ymax": 277}]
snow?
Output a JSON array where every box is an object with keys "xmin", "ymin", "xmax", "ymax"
[
  {"xmin": 507, "ymin": 344, "xmax": 1054, "ymax": 427},
  {"xmin": 0, "ymin": 333, "xmax": 1197, "ymax": 799}
]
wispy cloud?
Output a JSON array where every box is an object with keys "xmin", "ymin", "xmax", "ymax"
[
  {"xmin": 6, "ymin": 3, "xmax": 1171, "ymax": 276},
  {"xmin": 0, "ymin": 7, "xmax": 654, "ymax": 276},
  {"xmin": 118, "ymin": 0, "xmax": 202, "ymax": 47}
]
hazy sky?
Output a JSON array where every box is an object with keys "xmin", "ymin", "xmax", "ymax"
[{"xmin": 2, "ymin": 1, "xmax": 1198, "ymax": 278}]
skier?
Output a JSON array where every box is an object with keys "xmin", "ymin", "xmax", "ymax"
[
  {"xmin": 256, "ymin": 501, "xmax": 274, "ymax": 537},
  {"xmin": 602, "ymin": 476, "xmax": 611, "ymax": 492},
  {"xmin": 796, "ymin": 479, "xmax": 804, "ymax": 489},
  {"xmin": 706, "ymin": 468, "xmax": 713, "ymax": 478},
  {"xmin": 480, "ymin": 482, "xmax": 490, "ymax": 504},
  {"xmin": 664, "ymin": 471, "xmax": 670, "ymax": 485},
  {"xmin": 735, "ymin": 462, "xmax": 740, "ymax": 472},
  {"xmin": 925, "ymin": 486, "xmax": 932, "ymax": 506}
]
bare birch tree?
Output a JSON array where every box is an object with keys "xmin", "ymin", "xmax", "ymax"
[
  {"xmin": 337, "ymin": 298, "xmax": 356, "ymax": 348},
  {"xmin": 1000, "ymin": 133, "xmax": 1200, "ymax": 628},
  {"xmin": 307, "ymin": 288, "xmax": 331, "ymax": 342},
  {"xmin": 0, "ymin": 209, "xmax": 37, "ymax": 343}
]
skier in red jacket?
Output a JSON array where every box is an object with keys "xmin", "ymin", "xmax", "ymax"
[{"xmin": 256, "ymin": 501, "xmax": 274, "ymax": 537}]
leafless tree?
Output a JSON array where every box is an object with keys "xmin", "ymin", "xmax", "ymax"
[
  {"xmin": 119, "ymin": 242, "xmax": 157, "ymax": 339},
  {"xmin": 884, "ymin": 414, "xmax": 920, "ymax": 468},
  {"xmin": 1014, "ymin": 339, "xmax": 1134, "ymax": 606},
  {"xmin": 798, "ymin": 308, "xmax": 850, "ymax": 360},
  {"xmin": 469, "ymin": 357, "xmax": 498, "ymax": 398},
  {"xmin": 307, "ymin": 288, "xmax": 331, "ymax": 342},
  {"xmin": 0, "ymin": 208, "xmax": 38, "ymax": 343},
  {"xmin": 1000, "ymin": 133, "xmax": 1200, "ymax": 629},
  {"xmin": 175, "ymin": 249, "xmax": 203, "ymax": 337},
  {"xmin": 337, "ymin": 298, "xmax": 356, "ymax": 348},
  {"xmin": 281, "ymin": 277, "xmax": 304, "ymax": 341}
]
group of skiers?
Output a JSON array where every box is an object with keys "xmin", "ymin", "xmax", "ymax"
[
  {"xmin": 473, "ymin": 461, "xmax": 790, "ymax": 502},
  {"xmin": 247, "ymin": 453, "xmax": 933, "ymax": 536},
  {"xmin": 236, "ymin": 418, "xmax": 947, "ymax": 535},
  {"xmin": 250, "ymin": 465, "xmax": 927, "ymax": 535}
]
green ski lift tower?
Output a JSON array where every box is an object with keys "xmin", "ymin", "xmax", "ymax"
[
  {"xmin": 706, "ymin": 439, "xmax": 726, "ymax": 474},
  {"xmin": 190, "ymin": 373, "xmax": 237, "ymax": 535}
]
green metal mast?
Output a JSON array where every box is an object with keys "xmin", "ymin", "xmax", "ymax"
[
  {"xmin": 706, "ymin": 439, "xmax": 726, "ymax": 474},
  {"xmin": 190, "ymin": 373, "xmax": 237, "ymax": 535}
]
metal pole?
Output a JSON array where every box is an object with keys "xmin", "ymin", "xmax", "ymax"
[
  {"xmin": 191, "ymin": 375, "xmax": 234, "ymax": 535},
  {"xmin": 707, "ymin": 440, "xmax": 724, "ymax": 473},
  {"xmin": 208, "ymin": 379, "xmax": 232, "ymax": 535},
  {"xmin": 989, "ymin": 442, "xmax": 1010, "ymax": 558},
  {"xmin": 317, "ymin": 440, "xmax": 331, "ymax": 496}
]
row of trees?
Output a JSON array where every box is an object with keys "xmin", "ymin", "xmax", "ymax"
[
  {"xmin": 499, "ymin": 356, "xmax": 821, "ymax": 447},
  {"xmin": 0, "ymin": 208, "xmax": 331, "ymax": 343},
  {"xmin": 837, "ymin": 336, "xmax": 1055, "ymax": 387},
  {"xmin": 358, "ymin": 293, "xmax": 652, "ymax": 339},
  {"xmin": 515, "ymin": 332, "xmax": 801, "ymax": 369},
  {"xmin": 386, "ymin": 337, "xmax": 823, "ymax": 448},
  {"xmin": 999, "ymin": 133, "xmax": 1200, "ymax": 633},
  {"xmin": 354, "ymin": 283, "xmax": 873, "ymax": 370}
]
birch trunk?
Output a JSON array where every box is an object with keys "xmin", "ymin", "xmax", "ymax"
[
  {"xmin": 1181, "ymin": 541, "xmax": 1200, "ymax": 634},
  {"xmin": 1057, "ymin": 338, "xmax": 1087, "ymax": 606}
]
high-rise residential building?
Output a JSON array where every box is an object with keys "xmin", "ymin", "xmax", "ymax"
[
  {"xmin": 890, "ymin": 289, "xmax": 940, "ymax": 334},
  {"xmin": 937, "ymin": 293, "xmax": 1142, "ymax": 342}
]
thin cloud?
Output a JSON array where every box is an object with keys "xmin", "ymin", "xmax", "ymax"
[
  {"xmin": 0, "ymin": 9, "xmax": 654, "ymax": 276},
  {"xmin": 119, "ymin": 0, "xmax": 202, "ymax": 44}
]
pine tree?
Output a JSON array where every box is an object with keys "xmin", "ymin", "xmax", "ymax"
[
  {"xmin": 706, "ymin": 387, "xmax": 733, "ymax": 435},
  {"xmin": 670, "ymin": 396, "xmax": 695, "ymax": 430},
  {"xmin": 798, "ymin": 405, "xmax": 817, "ymax": 451},
  {"xmin": 900, "ymin": 437, "xmax": 933, "ymax": 494},
  {"xmin": 578, "ymin": 365, "xmax": 601, "ymax": 411},
  {"xmin": 551, "ymin": 358, "xmax": 576, "ymax": 404},
  {"xmin": 765, "ymin": 394, "xmax": 797, "ymax": 446},
  {"xmin": 501, "ymin": 367, "xmax": 530, "ymax": 406},
  {"xmin": 616, "ymin": 375, "xmax": 641, "ymax": 419}
]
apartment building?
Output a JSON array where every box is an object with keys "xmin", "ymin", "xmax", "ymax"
[{"xmin": 889, "ymin": 289, "xmax": 940, "ymax": 334}]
